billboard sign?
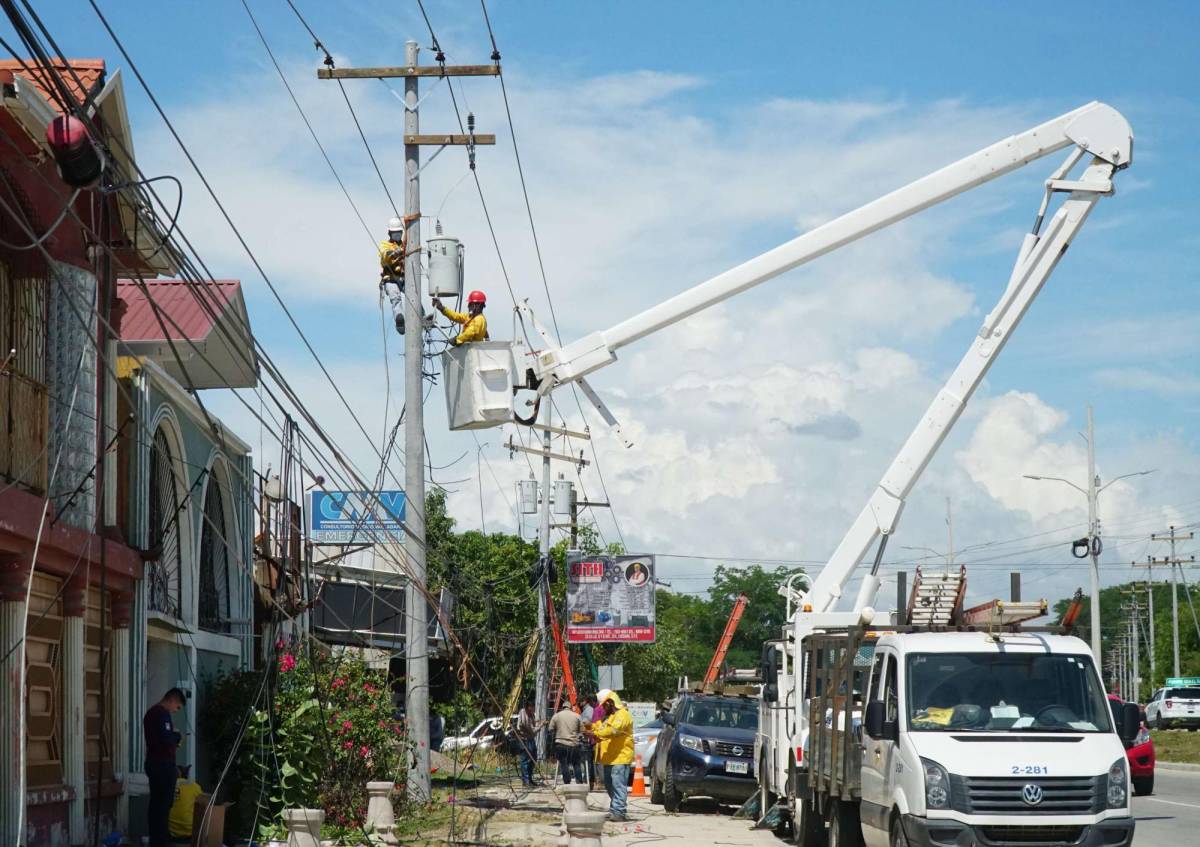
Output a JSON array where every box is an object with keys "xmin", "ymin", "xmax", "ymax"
[
  {"xmin": 565, "ymin": 554, "xmax": 655, "ymax": 643},
  {"xmin": 310, "ymin": 490, "xmax": 406, "ymax": 543}
]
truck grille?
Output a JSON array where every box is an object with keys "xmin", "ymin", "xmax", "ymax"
[
  {"xmin": 950, "ymin": 775, "xmax": 1104, "ymax": 815},
  {"xmin": 978, "ymin": 825, "xmax": 1085, "ymax": 845},
  {"xmin": 708, "ymin": 740, "xmax": 752, "ymax": 758}
]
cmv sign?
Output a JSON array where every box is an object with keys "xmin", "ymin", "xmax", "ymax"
[{"xmin": 309, "ymin": 490, "xmax": 406, "ymax": 543}]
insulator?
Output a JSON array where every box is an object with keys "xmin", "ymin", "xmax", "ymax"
[
  {"xmin": 467, "ymin": 112, "xmax": 475, "ymax": 133},
  {"xmin": 46, "ymin": 114, "xmax": 102, "ymax": 188}
]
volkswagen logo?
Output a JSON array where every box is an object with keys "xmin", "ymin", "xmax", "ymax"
[
  {"xmin": 732, "ymin": 746, "xmax": 744, "ymax": 757},
  {"xmin": 1022, "ymin": 784, "xmax": 1044, "ymax": 806}
]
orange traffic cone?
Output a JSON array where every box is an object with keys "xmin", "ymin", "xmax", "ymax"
[{"xmin": 631, "ymin": 754, "xmax": 647, "ymax": 797}]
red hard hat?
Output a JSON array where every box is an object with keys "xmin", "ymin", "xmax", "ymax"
[{"xmin": 467, "ymin": 290, "xmax": 486, "ymax": 305}]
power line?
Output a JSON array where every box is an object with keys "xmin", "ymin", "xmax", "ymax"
[
  {"xmin": 238, "ymin": 0, "xmax": 375, "ymax": 245},
  {"xmin": 86, "ymin": 0, "xmax": 407, "ymax": 494}
]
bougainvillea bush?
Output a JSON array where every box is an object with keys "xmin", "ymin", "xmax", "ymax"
[{"xmin": 246, "ymin": 640, "xmax": 409, "ymax": 840}]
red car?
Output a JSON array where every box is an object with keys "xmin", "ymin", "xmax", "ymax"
[{"xmin": 1109, "ymin": 694, "xmax": 1155, "ymax": 795}]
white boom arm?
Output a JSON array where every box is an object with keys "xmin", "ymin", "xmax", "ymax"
[
  {"xmin": 531, "ymin": 102, "xmax": 1130, "ymax": 388},
  {"xmin": 527, "ymin": 101, "xmax": 1131, "ymax": 617}
]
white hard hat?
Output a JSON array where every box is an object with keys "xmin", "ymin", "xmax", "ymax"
[
  {"xmin": 387, "ymin": 217, "xmax": 403, "ymax": 231},
  {"xmin": 596, "ymin": 689, "xmax": 614, "ymax": 704}
]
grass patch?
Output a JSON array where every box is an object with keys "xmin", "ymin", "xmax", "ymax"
[{"xmin": 1150, "ymin": 729, "xmax": 1200, "ymax": 764}]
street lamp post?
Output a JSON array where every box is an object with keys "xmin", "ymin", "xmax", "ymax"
[{"xmin": 1023, "ymin": 406, "xmax": 1153, "ymax": 665}]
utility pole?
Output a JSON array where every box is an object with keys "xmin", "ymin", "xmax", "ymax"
[
  {"xmin": 507, "ymin": 420, "xmax": 590, "ymax": 759},
  {"xmin": 945, "ymin": 496, "xmax": 955, "ymax": 568},
  {"xmin": 1129, "ymin": 601, "xmax": 1139, "ymax": 701},
  {"xmin": 1085, "ymin": 406, "xmax": 1102, "ymax": 663},
  {"xmin": 563, "ymin": 486, "xmax": 611, "ymax": 550},
  {"xmin": 536, "ymin": 403, "xmax": 552, "ymax": 758},
  {"xmin": 1135, "ymin": 532, "xmax": 1194, "ymax": 685},
  {"xmin": 1150, "ymin": 526, "xmax": 1194, "ymax": 679},
  {"xmin": 319, "ymin": 44, "xmax": 497, "ymax": 803},
  {"xmin": 1147, "ymin": 566, "xmax": 1156, "ymax": 687},
  {"xmin": 1025, "ymin": 407, "xmax": 1153, "ymax": 663}
]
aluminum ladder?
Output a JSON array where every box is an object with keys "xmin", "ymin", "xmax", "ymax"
[{"xmin": 906, "ymin": 565, "xmax": 967, "ymax": 625}]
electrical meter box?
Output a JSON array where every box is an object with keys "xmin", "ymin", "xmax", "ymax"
[
  {"xmin": 427, "ymin": 233, "xmax": 464, "ymax": 298},
  {"xmin": 443, "ymin": 341, "xmax": 515, "ymax": 430}
]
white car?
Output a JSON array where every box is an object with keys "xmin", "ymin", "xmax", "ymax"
[
  {"xmin": 1146, "ymin": 684, "xmax": 1200, "ymax": 730},
  {"xmin": 441, "ymin": 716, "xmax": 508, "ymax": 752},
  {"xmin": 634, "ymin": 718, "xmax": 662, "ymax": 765}
]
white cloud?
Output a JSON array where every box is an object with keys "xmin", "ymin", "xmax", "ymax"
[
  {"xmin": 1094, "ymin": 367, "xmax": 1200, "ymax": 398},
  {"xmin": 139, "ymin": 57, "xmax": 1200, "ymax": 609}
]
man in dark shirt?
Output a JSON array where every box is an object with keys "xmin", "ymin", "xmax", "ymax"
[{"xmin": 144, "ymin": 688, "xmax": 185, "ymax": 847}]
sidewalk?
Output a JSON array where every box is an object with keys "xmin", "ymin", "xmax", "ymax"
[{"xmin": 476, "ymin": 782, "xmax": 781, "ymax": 846}]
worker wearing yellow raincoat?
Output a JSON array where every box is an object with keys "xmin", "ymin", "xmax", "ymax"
[{"xmin": 587, "ymin": 689, "xmax": 634, "ymax": 821}]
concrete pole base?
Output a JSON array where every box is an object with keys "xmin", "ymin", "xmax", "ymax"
[
  {"xmin": 365, "ymin": 780, "xmax": 398, "ymax": 844},
  {"xmin": 563, "ymin": 811, "xmax": 608, "ymax": 847},
  {"xmin": 282, "ymin": 808, "xmax": 324, "ymax": 847}
]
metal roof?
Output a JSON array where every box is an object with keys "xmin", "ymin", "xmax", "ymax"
[
  {"xmin": 116, "ymin": 278, "xmax": 239, "ymax": 340},
  {"xmin": 115, "ymin": 278, "xmax": 258, "ymax": 389}
]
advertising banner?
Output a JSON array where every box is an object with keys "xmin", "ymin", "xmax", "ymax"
[
  {"xmin": 310, "ymin": 490, "xmax": 406, "ymax": 543},
  {"xmin": 565, "ymin": 554, "xmax": 655, "ymax": 643}
]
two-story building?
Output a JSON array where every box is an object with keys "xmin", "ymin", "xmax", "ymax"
[{"xmin": 0, "ymin": 57, "xmax": 260, "ymax": 846}]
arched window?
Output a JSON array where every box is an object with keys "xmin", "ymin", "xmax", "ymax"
[
  {"xmin": 198, "ymin": 474, "xmax": 231, "ymax": 632},
  {"xmin": 147, "ymin": 426, "xmax": 183, "ymax": 619}
]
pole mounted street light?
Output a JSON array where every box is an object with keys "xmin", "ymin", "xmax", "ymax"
[{"xmin": 1022, "ymin": 406, "xmax": 1154, "ymax": 666}]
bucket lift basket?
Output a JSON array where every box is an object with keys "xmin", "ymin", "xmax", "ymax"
[{"xmin": 443, "ymin": 341, "xmax": 516, "ymax": 430}]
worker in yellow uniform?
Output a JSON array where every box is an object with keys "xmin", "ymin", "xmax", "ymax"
[
  {"xmin": 586, "ymin": 689, "xmax": 634, "ymax": 821},
  {"xmin": 168, "ymin": 766, "xmax": 204, "ymax": 839},
  {"xmin": 433, "ymin": 290, "xmax": 489, "ymax": 345},
  {"xmin": 379, "ymin": 215, "xmax": 419, "ymax": 335}
]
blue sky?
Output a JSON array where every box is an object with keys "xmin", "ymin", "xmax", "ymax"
[{"xmin": 20, "ymin": 1, "xmax": 1200, "ymax": 607}]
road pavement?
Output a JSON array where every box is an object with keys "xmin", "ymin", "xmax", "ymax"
[
  {"xmin": 1132, "ymin": 767, "xmax": 1200, "ymax": 845},
  {"xmin": 481, "ymin": 770, "xmax": 1200, "ymax": 845}
]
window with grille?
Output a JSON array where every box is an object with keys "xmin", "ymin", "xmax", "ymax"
[
  {"xmin": 147, "ymin": 427, "xmax": 183, "ymax": 619},
  {"xmin": 0, "ymin": 257, "xmax": 49, "ymax": 493},
  {"xmin": 199, "ymin": 477, "xmax": 231, "ymax": 632}
]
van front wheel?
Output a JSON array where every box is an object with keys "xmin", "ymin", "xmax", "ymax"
[
  {"xmin": 827, "ymin": 801, "xmax": 862, "ymax": 847},
  {"xmin": 890, "ymin": 817, "xmax": 907, "ymax": 847}
]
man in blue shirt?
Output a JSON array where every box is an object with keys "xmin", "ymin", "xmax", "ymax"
[{"xmin": 143, "ymin": 688, "xmax": 185, "ymax": 847}]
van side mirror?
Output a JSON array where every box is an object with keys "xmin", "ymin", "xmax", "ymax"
[
  {"xmin": 662, "ymin": 713, "xmax": 676, "ymax": 726},
  {"xmin": 1120, "ymin": 703, "xmax": 1140, "ymax": 743},
  {"xmin": 864, "ymin": 701, "xmax": 887, "ymax": 739},
  {"xmin": 764, "ymin": 683, "xmax": 779, "ymax": 703}
]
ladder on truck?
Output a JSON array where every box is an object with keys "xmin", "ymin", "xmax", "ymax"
[
  {"xmin": 906, "ymin": 566, "xmax": 967, "ymax": 625},
  {"xmin": 962, "ymin": 598, "xmax": 1048, "ymax": 628},
  {"xmin": 703, "ymin": 593, "xmax": 749, "ymax": 688}
]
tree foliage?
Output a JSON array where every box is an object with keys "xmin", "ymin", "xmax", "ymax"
[
  {"xmin": 426, "ymin": 487, "xmax": 802, "ymax": 709},
  {"xmin": 1053, "ymin": 579, "xmax": 1200, "ymax": 702}
]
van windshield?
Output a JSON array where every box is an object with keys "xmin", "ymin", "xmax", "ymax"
[{"xmin": 906, "ymin": 652, "xmax": 1113, "ymax": 733}]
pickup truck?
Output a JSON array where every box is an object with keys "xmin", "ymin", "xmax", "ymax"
[{"xmin": 649, "ymin": 692, "xmax": 759, "ymax": 811}]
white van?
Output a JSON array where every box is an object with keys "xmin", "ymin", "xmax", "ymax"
[{"xmin": 796, "ymin": 630, "xmax": 1139, "ymax": 847}]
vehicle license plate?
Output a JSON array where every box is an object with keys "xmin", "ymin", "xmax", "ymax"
[{"xmin": 726, "ymin": 761, "xmax": 749, "ymax": 774}]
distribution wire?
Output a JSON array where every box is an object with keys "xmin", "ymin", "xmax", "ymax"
[
  {"xmin": 85, "ymin": 0, "xmax": 409, "ymax": 497},
  {"xmin": 239, "ymin": 0, "xmax": 375, "ymax": 246},
  {"xmin": 0, "ymin": 33, "xmax": 556, "ymax": 817}
]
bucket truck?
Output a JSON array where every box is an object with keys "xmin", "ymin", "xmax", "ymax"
[{"xmin": 442, "ymin": 101, "xmax": 1140, "ymax": 846}]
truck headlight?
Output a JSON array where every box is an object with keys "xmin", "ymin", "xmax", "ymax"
[
  {"xmin": 1107, "ymin": 758, "xmax": 1127, "ymax": 808},
  {"xmin": 679, "ymin": 734, "xmax": 703, "ymax": 752},
  {"xmin": 921, "ymin": 757, "xmax": 950, "ymax": 810}
]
